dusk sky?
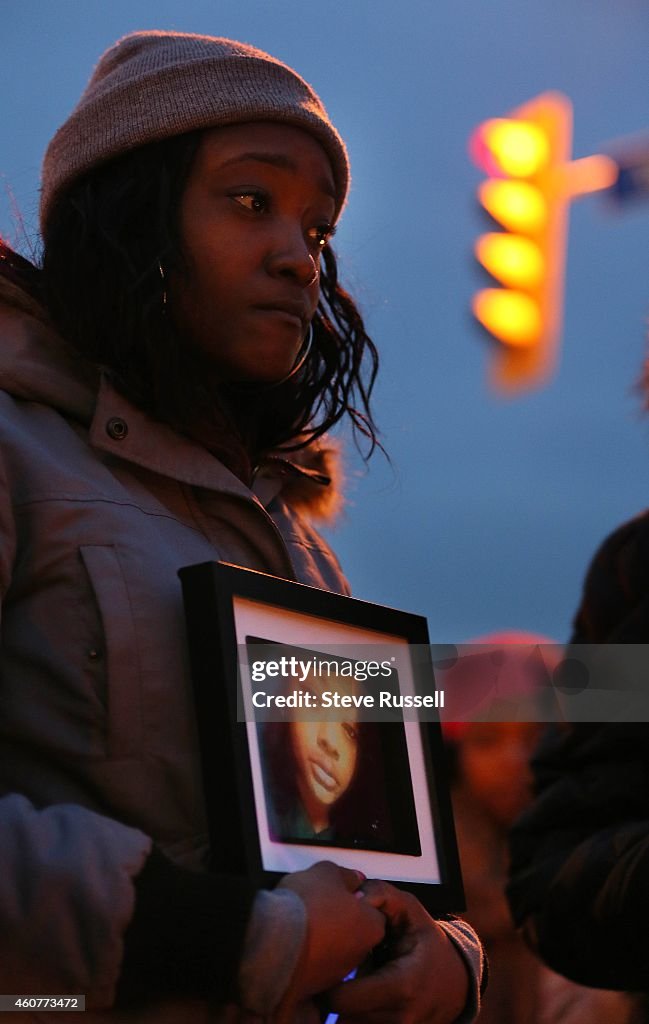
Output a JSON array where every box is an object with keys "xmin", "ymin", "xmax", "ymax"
[{"xmin": 3, "ymin": 1, "xmax": 649, "ymax": 642}]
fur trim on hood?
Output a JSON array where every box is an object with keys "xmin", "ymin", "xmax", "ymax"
[{"xmin": 262, "ymin": 441, "xmax": 345, "ymax": 523}]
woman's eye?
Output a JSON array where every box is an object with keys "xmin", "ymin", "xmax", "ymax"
[
  {"xmin": 343, "ymin": 722, "xmax": 358, "ymax": 742},
  {"xmin": 232, "ymin": 192, "xmax": 268, "ymax": 213},
  {"xmin": 307, "ymin": 223, "xmax": 336, "ymax": 250}
]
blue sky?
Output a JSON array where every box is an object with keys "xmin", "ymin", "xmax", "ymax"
[{"xmin": 3, "ymin": 1, "xmax": 649, "ymax": 641}]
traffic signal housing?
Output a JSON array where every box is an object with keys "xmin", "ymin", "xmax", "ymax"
[{"xmin": 469, "ymin": 92, "xmax": 572, "ymax": 393}]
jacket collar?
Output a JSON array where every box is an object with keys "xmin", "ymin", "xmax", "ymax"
[{"xmin": 89, "ymin": 373, "xmax": 258, "ymax": 500}]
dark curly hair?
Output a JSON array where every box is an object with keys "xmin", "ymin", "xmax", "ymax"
[{"xmin": 1, "ymin": 130, "xmax": 380, "ymax": 475}]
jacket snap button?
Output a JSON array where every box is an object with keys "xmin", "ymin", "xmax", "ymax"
[{"xmin": 106, "ymin": 417, "xmax": 128, "ymax": 440}]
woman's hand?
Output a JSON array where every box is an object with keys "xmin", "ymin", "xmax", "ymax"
[
  {"xmin": 328, "ymin": 880, "xmax": 470, "ymax": 1024},
  {"xmin": 276, "ymin": 861, "xmax": 386, "ymax": 1008}
]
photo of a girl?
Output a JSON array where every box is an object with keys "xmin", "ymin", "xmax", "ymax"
[{"xmin": 254, "ymin": 647, "xmax": 422, "ymax": 856}]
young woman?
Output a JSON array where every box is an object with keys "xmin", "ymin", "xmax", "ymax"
[{"xmin": 0, "ymin": 30, "xmax": 483, "ymax": 1022}]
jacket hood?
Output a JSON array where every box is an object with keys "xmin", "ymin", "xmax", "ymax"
[
  {"xmin": 0, "ymin": 276, "xmax": 343, "ymax": 522},
  {"xmin": 0, "ymin": 276, "xmax": 98, "ymax": 423}
]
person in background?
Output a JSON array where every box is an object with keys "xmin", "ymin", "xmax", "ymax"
[
  {"xmin": 0, "ymin": 29, "xmax": 483, "ymax": 1022},
  {"xmin": 443, "ymin": 634, "xmax": 634, "ymax": 1023},
  {"xmin": 508, "ymin": 516, "xmax": 649, "ymax": 1022}
]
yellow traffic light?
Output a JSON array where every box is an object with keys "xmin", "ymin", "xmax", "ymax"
[
  {"xmin": 471, "ymin": 119, "xmax": 551, "ymax": 178},
  {"xmin": 477, "ymin": 181, "xmax": 547, "ymax": 234},
  {"xmin": 475, "ymin": 235, "xmax": 545, "ymax": 290},
  {"xmin": 473, "ymin": 290, "xmax": 542, "ymax": 348},
  {"xmin": 469, "ymin": 92, "xmax": 572, "ymax": 392}
]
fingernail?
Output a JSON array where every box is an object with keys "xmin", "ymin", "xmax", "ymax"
[
  {"xmin": 355, "ymin": 870, "xmax": 366, "ymax": 884},
  {"xmin": 354, "ymin": 889, "xmax": 365, "ymax": 899}
]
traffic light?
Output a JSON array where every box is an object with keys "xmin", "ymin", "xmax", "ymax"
[{"xmin": 469, "ymin": 93, "xmax": 572, "ymax": 392}]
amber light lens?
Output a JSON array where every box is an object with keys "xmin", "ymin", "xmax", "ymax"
[
  {"xmin": 472, "ymin": 289, "xmax": 542, "ymax": 347},
  {"xmin": 478, "ymin": 180, "xmax": 547, "ymax": 233},
  {"xmin": 471, "ymin": 119, "xmax": 550, "ymax": 178},
  {"xmin": 475, "ymin": 234, "xmax": 544, "ymax": 289}
]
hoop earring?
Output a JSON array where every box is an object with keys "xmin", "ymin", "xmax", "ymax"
[
  {"xmin": 227, "ymin": 323, "xmax": 314, "ymax": 395},
  {"xmin": 158, "ymin": 260, "xmax": 167, "ymax": 315},
  {"xmin": 283, "ymin": 322, "xmax": 313, "ymax": 382},
  {"xmin": 272, "ymin": 321, "xmax": 313, "ymax": 387}
]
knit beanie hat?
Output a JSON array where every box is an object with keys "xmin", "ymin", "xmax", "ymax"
[{"xmin": 40, "ymin": 30, "xmax": 350, "ymax": 232}]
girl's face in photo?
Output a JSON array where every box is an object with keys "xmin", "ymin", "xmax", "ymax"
[
  {"xmin": 173, "ymin": 121, "xmax": 337, "ymax": 384},
  {"xmin": 289, "ymin": 683, "xmax": 359, "ymax": 831}
]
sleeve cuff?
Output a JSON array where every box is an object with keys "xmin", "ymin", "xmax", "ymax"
[
  {"xmin": 238, "ymin": 888, "xmax": 307, "ymax": 1015},
  {"xmin": 436, "ymin": 917, "xmax": 487, "ymax": 1023},
  {"xmin": 117, "ymin": 846, "xmax": 257, "ymax": 1005}
]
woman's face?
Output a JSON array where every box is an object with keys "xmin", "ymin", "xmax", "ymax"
[
  {"xmin": 172, "ymin": 121, "xmax": 337, "ymax": 383},
  {"xmin": 458, "ymin": 721, "xmax": 542, "ymax": 827},
  {"xmin": 290, "ymin": 702, "xmax": 359, "ymax": 830}
]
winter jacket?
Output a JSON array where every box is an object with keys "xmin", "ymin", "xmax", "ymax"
[
  {"xmin": 0, "ymin": 278, "xmax": 483, "ymax": 1021},
  {"xmin": 0, "ymin": 273, "xmax": 347, "ymax": 1018},
  {"xmin": 507, "ymin": 509, "xmax": 649, "ymax": 998}
]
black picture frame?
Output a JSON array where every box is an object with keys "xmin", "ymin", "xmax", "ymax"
[{"xmin": 179, "ymin": 561, "xmax": 464, "ymax": 913}]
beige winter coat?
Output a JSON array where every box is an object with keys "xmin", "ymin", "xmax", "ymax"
[
  {"xmin": 0, "ymin": 278, "xmax": 348, "ymax": 1021},
  {"xmin": 0, "ymin": 279, "xmax": 484, "ymax": 1024}
]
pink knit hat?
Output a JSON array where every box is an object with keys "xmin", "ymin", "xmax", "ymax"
[{"xmin": 40, "ymin": 30, "xmax": 350, "ymax": 231}]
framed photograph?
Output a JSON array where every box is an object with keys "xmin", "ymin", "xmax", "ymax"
[{"xmin": 179, "ymin": 561, "xmax": 464, "ymax": 913}]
